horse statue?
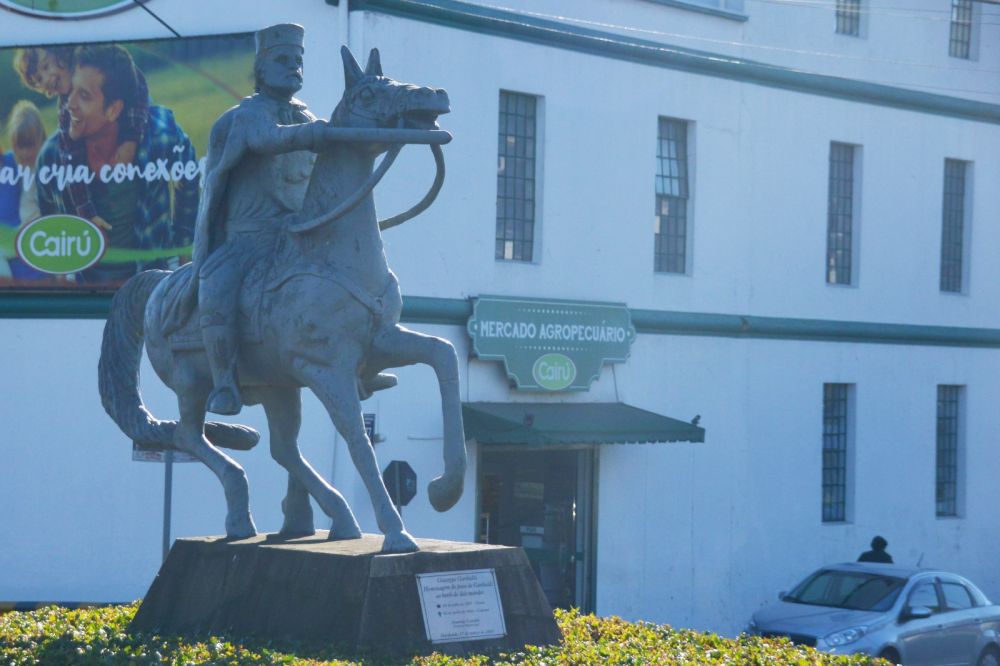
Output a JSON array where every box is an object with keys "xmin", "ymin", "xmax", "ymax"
[{"xmin": 98, "ymin": 46, "xmax": 465, "ymax": 553}]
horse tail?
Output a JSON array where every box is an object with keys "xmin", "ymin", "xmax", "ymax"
[
  {"xmin": 99, "ymin": 270, "xmax": 174, "ymax": 449},
  {"xmin": 98, "ymin": 270, "xmax": 260, "ymax": 452}
]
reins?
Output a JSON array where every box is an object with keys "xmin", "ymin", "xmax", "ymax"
[{"xmin": 287, "ymin": 126, "xmax": 450, "ymax": 235}]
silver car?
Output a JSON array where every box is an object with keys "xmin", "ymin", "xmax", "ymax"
[{"xmin": 746, "ymin": 562, "xmax": 1000, "ymax": 665}]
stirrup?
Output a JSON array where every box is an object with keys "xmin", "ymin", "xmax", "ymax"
[{"xmin": 207, "ymin": 384, "xmax": 243, "ymax": 416}]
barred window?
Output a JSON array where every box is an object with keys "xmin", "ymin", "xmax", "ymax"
[
  {"xmin": 496, "ymin": 91, "xmax": 538, "ymax": 262},
  {"xmin": 822, "ymin": 384, "xmax": 851, "ymax": 523},
  {"xmin": 936, "ymin": 385, "xmax": 962, "ymax": 517},
  {"xmin": 836, "ymin": 0, "xmax": 861, "ymax": 35},
  {"xmin": 949, "ymin": 0, "xmax": 973, "ymax": 59},
  {"xmin": 826, "ymin": 143, "xmax": 857, "ymax": 285},
  {"xmin": 655, "ymin": 118, "xmax": 690, "ymax": 274},
  {"xmin": 940, "ymin": 159, "xmax": 969, "ymax": 293}
]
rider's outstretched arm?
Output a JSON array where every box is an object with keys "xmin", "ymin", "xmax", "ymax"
[
  {"xmin": 246, "ymin": 119, "xmax": 450, "ymax": 155},
  {"xmin": 245, "ymin": 119, "xmax": 332, "ymax": 155}
]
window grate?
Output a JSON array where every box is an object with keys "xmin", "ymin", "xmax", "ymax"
[
  {"xmin": 826, "ymin": 143, "xmax": 855, "ymax": 285},
  {"xmin": 949, "ymin": 0, "xmax": 973, "ymax": 59},
  {"xmin": 822, "ymin": 384, "xmax": 849, "ymax": 522},
  {"xmin": 936, "ymin": 385, "xmax": 961, "ymax": 517},
  {"xmin": 655, "ymin": 118, "xmax": 689, "ymax": 274},
  {"xmin": 496, "ymin": 91, "xmax": 537, "ymax": 262},
  {"xmin": 836, "ymin": 0, "xmax": 861, "ymax": 35},
  {"xmin": 940, "ymin": 159, "xmax": 967, "ymax": 293}
]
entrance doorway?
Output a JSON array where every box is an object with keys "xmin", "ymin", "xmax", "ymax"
[{"xmin": 477, "ymin": 447, "xmax": 596, "ymax": 611}]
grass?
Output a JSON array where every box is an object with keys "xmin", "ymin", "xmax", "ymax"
[{"xmin": 0, "ymin": 603, "xmax": 888, "ymax": 665}]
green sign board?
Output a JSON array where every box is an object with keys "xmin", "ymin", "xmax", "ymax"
[
  {"xmin": 467, "ymin": 296, "xmax": 636, "ymax": 392},
  {"xmin": 0, "ymin": 0, "xmax": 138, "ymax": 19}
]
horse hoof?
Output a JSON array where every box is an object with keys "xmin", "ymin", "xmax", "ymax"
[
  {"xmin": 381, "ymin": 530, "xmax": 419, "ymax": 553},
  {"xmin": 278, "ymin": 527, "xmax": 316, "ymax": 538},
  {"xmin": 226, "ymin": 514, "xmax": 257, "ymax": 539},
  {"xmin": 280, "ymin": 498, "xmax": 314, "ymax": 535},
  {"xmin": 327, "ymin": 527, "xmax": 363, "ymax": 542},
  {"xmin": 428, "ymin": 474, "xmax": 464, "ymax": 512}
]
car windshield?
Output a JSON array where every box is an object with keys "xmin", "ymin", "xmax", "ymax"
[{"xmin": 784, "ymin": 570, "xmax": 907, "ymax": 611}]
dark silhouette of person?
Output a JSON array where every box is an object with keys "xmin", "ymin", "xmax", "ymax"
[{"xmin": 858, "ymin": 535, "xmax": 893, "ymax": 563}]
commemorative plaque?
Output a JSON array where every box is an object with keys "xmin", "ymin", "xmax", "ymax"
[{"xmin": 416, "ymin": 568, "xmax": 507, "ymax": 643}]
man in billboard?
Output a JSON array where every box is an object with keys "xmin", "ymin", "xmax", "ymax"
[
  {"xmin": 36, "ymin": 44, "xmax": 198, "ymax": 285},
  {"xmin": 13, "ymin": 45, "xmax": 149, "ymax": 232}
]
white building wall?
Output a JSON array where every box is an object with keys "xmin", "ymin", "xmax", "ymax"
[
  {"xmin": 485, "ymin": 0, "xmax": 1000, "ymax": 104},
  {"xmin": 599, "ymin": 334, "xmax": 1000, "ymax": 633},
  {"xmin": 2, "ymin": 0, "xmax": 999, "ymax": 639}
]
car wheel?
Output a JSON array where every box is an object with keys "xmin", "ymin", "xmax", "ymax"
[
  {"xmin": 878, "ymin": 648, "xmax": 902, "ymax": 665},
  {"xmin": 978, "ymin": 647, "xmax": 1000, "ymax": 666}
]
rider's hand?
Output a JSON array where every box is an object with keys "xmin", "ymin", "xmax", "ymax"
[{"xmin": 92, "ymin": 216, "xmax": 113, "ymax": 230}]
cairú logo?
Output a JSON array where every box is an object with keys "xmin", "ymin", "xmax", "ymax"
[
  {"xmin": 16, "ymin": 215, "xmax": 106, "ymax": 274},
  {"xmin": 532, "ymin": 353, "xmax": 577, "ymax": 391}
]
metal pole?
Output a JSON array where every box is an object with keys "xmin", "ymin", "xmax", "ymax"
[
  {"xmin": 162, "ymin": 450, "xmax": 174, "ymax": 562},
  {"xmin": 393, "ymin": 466, "xmax": 402, "ymax": 518}
]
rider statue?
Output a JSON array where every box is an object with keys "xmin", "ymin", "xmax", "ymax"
[{"xmin": 169, "ymin": 24, "xmax": 388, "ymax": 415}]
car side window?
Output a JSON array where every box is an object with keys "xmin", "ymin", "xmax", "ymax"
[
  {"xmin": 941, "ymin": 582, "xmax": 976, "ymax": 610},
  {"xmin": 908, "ymin": 582, "xmax": 940, "ymax": 613}
]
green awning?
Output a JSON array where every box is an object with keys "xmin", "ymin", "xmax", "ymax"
[{"xmin": 462, "ymin": 402, "xmax": 704, "ymax": 446}]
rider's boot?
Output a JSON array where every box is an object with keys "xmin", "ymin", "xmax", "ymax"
[
  {"xmin": 203, "ymin": 321, "xmax": 243, "ymax": 416},
  {"xmin": 358, "ymin": 372, "xmax": 398, "ymax": 401}
]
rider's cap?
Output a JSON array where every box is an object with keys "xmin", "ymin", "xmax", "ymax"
[{"xmin": 255, "ymin": 23, "xmax": 305, "ymax": 54}]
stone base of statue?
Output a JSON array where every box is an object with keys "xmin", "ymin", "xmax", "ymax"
[{"xmin": 130, "ymin": 532, "xmax": 561, "ymax": 656}]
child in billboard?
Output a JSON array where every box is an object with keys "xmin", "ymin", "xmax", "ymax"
[
  {"xmin": 8, "ymin": 101, "xmax": 44, "ymax": 226},
  {"xmin": 0, "ymin": 101, "xmax": 47, "ymax": 282},
  {"xmin": 13, "ymin": 45, "xmax": 149, "ymax": 232}
]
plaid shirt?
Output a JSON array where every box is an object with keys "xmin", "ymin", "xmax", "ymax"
[
  {"xmin": 57, "ymin": 70, "xmax": 150, "ymax": 221},
  {"xmin": 37, "ymin": 105, "xmax": 198, "ymax": 257}
]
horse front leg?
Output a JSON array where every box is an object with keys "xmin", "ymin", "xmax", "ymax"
[
  {"xmin": 173, "ymin": 385, "xmax": 256, "ymax": 538},
  {"xmin": 295, "ymin": 358, "xmax": 417, "ymax": 553},
  {"xmin": 259, "ymin": 386, "xmax": 361, "ymax": 540},
  {"xmin": 370, "ymin": 325, "xmax": 467, "ymax": 512}
]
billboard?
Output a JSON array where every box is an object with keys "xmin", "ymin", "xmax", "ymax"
[
  {"xmin": 0, "ymin": 0, "xmax": 140, "ymax": 20},
  {"xmin": 0, "ymin": 32, "xmax": 254, "ymax": 292}
]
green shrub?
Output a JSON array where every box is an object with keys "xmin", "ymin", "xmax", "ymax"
[{"xmin": 0, "ymin": 604, "xmax": 887, "ymax": 665}]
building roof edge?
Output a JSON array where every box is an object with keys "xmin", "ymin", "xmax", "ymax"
[{"xmin": 350, "ymin": 0, "xmax": 1000, "ymax": 125}]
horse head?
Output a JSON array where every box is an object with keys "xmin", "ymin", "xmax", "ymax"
[
  {"xmin": 332, "ymin": 46, "xmax": 450, "ymax": 145},
  {"xmin": 291, "ymin": 47, "xmax": 451, "ymax": 234}
]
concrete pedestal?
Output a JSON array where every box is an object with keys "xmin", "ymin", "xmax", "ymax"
[{"xmin": 130, "ymin": 532, "xmax": 561, "ymax": 656}]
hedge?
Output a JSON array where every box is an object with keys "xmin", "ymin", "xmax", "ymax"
[{"xmin": 0, "ymin": 603, "xmax": 887, "ymax": 665}]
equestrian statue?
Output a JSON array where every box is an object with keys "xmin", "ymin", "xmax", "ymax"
[{"xmin": 98, "ymin": 24, "xmax": 466, "ymax": 553}]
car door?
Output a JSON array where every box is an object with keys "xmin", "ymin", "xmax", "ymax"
[
  {"xmin": 937, "ymin": 579, "xmax": 981, "ymax": 666},
  {"xmin": 897, "ymin": 580, "xmax": 946, "ymax": 666}
]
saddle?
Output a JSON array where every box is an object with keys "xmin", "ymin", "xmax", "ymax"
[
  {"xmin": 160, "ymin": 260, "xmax": 272, "ymax": 352},
  {"xmin": 160, "ymin": 238, "xmax": 397, "ymax": 352}
]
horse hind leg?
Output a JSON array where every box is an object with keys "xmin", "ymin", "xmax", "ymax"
[
  {"xmin": 173, "ymin": 385, "xmax": 256, "ymax": 538},
  {"xmin": 297, "ymin": 360, "xmax": 417, "ymax": 553},
  {"xmin": 260, "ymin": 386, "xmax": 361, "ymax": 540}
]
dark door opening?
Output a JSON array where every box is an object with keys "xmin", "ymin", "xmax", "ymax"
[{"xmin": 477, "ymin": 447, "xmax": 595, "ymax": 611}]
